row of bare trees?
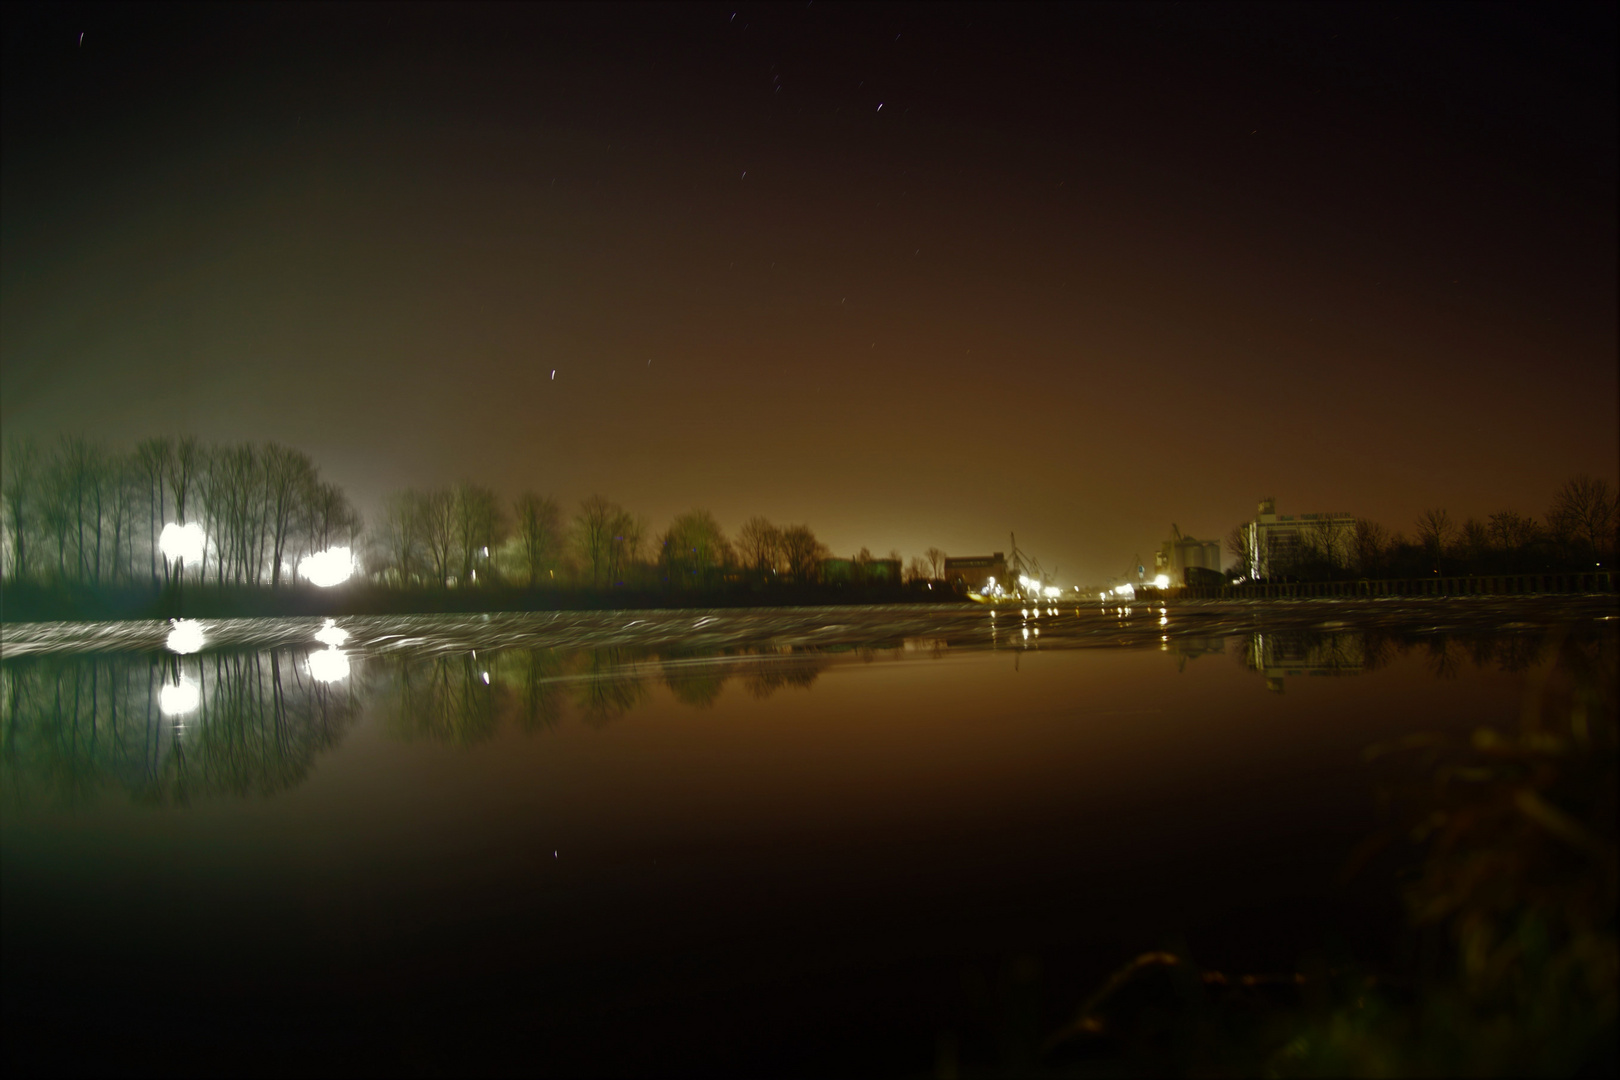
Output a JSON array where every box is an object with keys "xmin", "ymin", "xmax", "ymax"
[
  {"xmin": 367, "ymin": 492, "xmax": 859, "ymax": 590},
  {"xmin": 1224, "ymin": 475, "xmax": 1618, "ymax": 581},
  {"xmin": 2, "ymin": 435, "xmax": 362, "ymax": 588},
  {"xmin": 4, "ymin": 435, "xmax": 943, "ymax": 593}
]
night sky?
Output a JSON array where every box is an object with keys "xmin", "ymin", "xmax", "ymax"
[{"xmin": 3, "ymin": 2, "xmax": 1615, "ymax": 582}]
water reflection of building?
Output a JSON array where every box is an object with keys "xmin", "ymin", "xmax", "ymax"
[
  {"xmin": 1244, "ymin": 498, "xmax": 1355, "ymax": 579},
  {"xmin": 944, "ymin": 553, "xmax": 1007, "ymax": 592},
  {"xmin": 1245, "ymin": 630, "xmax": 1367, "ymax": 693},
  {"xmin": 1171, "ymin": 634, "xmax": 1226, "ymax": 672},
  {"xmin": 1154, "ymin": 526, "xmax": 1222, "ymax": 585}
]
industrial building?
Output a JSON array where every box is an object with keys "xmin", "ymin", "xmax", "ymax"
[
  {"xmin": 943, "ymin": 553, "xmax": 1008, "ymax": 593},
  {"xmin": 1244, "ymin": 498, "xmax": 1356, "ymax": 579},
  {"xmin": 1154, "ymin": 526, "xmax": 1223, "ymax": 585}
]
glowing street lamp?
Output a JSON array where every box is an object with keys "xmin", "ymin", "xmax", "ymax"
[
  {"xmin": 299, "ymin": 546, "xmax": 355, "ymax": 587},
  {"xmin": 159, "ymin": 522, "xmax": 206, "ymax": 565}
]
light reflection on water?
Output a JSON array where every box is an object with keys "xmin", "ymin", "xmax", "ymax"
[
  {"xmin": 1, "ymin": 605, "xmax": 1613, "ymax": 1075},
  {"xmin": 0, "ymin": 603, "xmax": 1600, "ymax": 809}
]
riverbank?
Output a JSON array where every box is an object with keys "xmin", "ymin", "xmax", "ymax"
[{"xmin": 0, "ymin": 580, "xmax": 967, "ymax": 625}]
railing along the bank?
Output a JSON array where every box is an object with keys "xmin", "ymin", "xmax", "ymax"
[{"xmin": 1178, "ymin": 571, "xmax": 1616, "ymax": 600}]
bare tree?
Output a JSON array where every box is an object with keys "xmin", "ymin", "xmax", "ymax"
[
  {"xmin": 924, "ymin": 547, "xmax": 946, "ymax": 579},
  {"xmin": 659, "ymin": 509, "xmax": 732, "ymax": 587},
  {"xmin": 103, "ymin": 452, "xmax": 141, "ymax": 584},
  {"xmin": 1415, "ymin": 508, "xmax": 1453, "ymax": 568},
  {"xmin": 1549, "ymin": 475, "xmax": 1616, "ymax": 563},
  {"xmin": 2, "ymin": 436, "xmax": 42, "ymax": 581},
  {"xmin": 1304, "ymin": 517, "xmax": 1343, "ymax": 577},
  {"xmin": 1224, "ymin": 525, "xmax": 1249, "ymax": 578},
  {"xmin": 573, "ymin": 495, "xmax": 622, "ymax": 587},
  {"xmin": 451, "ymin": 483, "xmax": 507, "ymax": 585},
  {"xmin": 305, "ymin": 481, "xmax": 362, "ymax": 555},
  {"xmin": 377, "ymin": 491, "xmax": 425, "ymax": 586},
  {"xmin": 134, "ymin": 437, "xmax": 174, "ymax": 585},
  {"xmin": 1351, "ymin": 518, "xmax": 1387, "ymax": 577},
  {"xmin": 737, "ymin": 516, "xmax": 783, "ymax": 575},
  {"xmin": 162, "ymin": 437, "xmax": 203, "ymax": 581},
  {"xmin": 1460, "ymin": 517, "xmax": 1490, "ymax": 573},
  {"xmin": 512, "ymin": 493, "xmax": 563, "ymax": 586},
  {"xmin": 416, "ymin": 489, "xmax": 457, "ymax": 587},
  {"xmin": 1488, "ymin": 509, "xmax": 1540, "ymax": 556},
  {"xmin": 606, "ymin": 509, "xmax": 645, "ymax": 585},
  {"xmin": 262, "ymin": 444, "xmax": 316, "ymax": 587},
  {"xmin": 780, "ymin": 524, "xmax": 827, "ymax": 582},
  {"xmin": 905, "ymin": 556, "xmax": 931, "ymax": 582}
]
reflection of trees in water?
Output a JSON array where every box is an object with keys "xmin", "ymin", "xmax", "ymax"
[
  {"xmin": 497, "ymin": 648, "xmax": 565, "ymax": 733},
  {"xmin": 374, "ymin": 646, "xmax": 832, "ymax": 743},
  {"xmin": 741, "ymin": 655, "xmax": 826, "ymax": 699},
  {"xmin": 659, "ymin": 652, "xmax": 729, "ymax": 709},
  {"xmin": 1425, "ymin": 636, "xmax": 1462, "ymax": 680},
  {"xmin": 0, "ymin": 650, "xmax": 360, "ymax": 809},
  {"xmin": 383, "ymin": 652, "xmax": 501, "ymax": 747},
  {"xmin": 573, "ymin": 648, "xmax": 649, "ymax": 727}
]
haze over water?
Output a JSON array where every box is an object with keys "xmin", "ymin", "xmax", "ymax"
[{"xmin": 4, "ymin": 600, "xmax": 1611, "ymax": 1074}]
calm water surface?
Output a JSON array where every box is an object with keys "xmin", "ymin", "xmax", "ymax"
[{"xmin": 3, "ymin": 601, "xmax": 1613, "ymax": 1075}]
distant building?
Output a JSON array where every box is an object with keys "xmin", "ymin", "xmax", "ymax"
[
  {"xmin": 1244, "ymin": 498, "xmax": 1356, "ymax": 579},
  {"xmin": 943, "ymin": 553, "xmax": 1008, "ymax": 593},
  {"xmin": 821, "ymin": 557, "xmax": 902, "ymax": 585},
  {"xmin": 1154, "ymin": 526, "xmax": 1222, "ymax": 585}
]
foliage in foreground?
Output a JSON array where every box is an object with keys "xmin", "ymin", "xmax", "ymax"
[{"xmin": 1032, "ymin": 632, "xmax": 1617, "ymax": 1078}]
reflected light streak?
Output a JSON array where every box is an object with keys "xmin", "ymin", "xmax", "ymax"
[
  {"xmin": 314, "ymin": 619, "xmax": 350, "ymax": 647},
  {"xmin": 309, "ymin": 648, "xmax": 350, "ymax": 683},
  {"xmin": 166, "ymin": 620, "xmax": 206, "ymax": 654},
  {"xmin": 159, "ymin": 680, "xmax": 200, "ymax": 716}
]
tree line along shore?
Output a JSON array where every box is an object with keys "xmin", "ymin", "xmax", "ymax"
[
  {"xmin": 0, "ymin": 435, "xmax": 953, "ymax": 621},
  {"xmin": 2, "ymin": 435, "xmax": 1614, "ymax": 622}
]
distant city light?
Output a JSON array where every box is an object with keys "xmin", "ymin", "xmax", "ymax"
[
  {"xmin": 1042, "ymin": 586, "xmax": 1061, "ymax": 598},
  {"xmin": 314, "ymin": 618, "xmax": 349, "ymax": 647},
  {"xmin": 159, "ymin": 680, "xmax": 200, "ymax": 715},
  {"xmin": 299, "ymin": 546, "xmax": 355, "ymax": 587},
  {"xmin": 1113, "ymin": 583, "xmax": 1136, "ymax": 599},
  {"xmin": 166, "ymin": 619, "xmax": 206, "ymax": 654},
  {"xmin": 159, "ymin": 522, "xmax": 205, "ymax": 564},
  {"xmin": 1153, "ymin": 574, "xmax": 1170, "ymax": 589},
  {"xmin": 309, "ymin": 647, "xmax": 350, "ymax": 683}
]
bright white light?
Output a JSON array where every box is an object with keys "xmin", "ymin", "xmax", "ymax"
[
  {"xmin": 309, "ymin": 647, "xmax": 350, "ymax": 683},
  {"xmin": 481, "ymin": 671, "xmax": 491, "ymax": 685},
  {"xmin": 159, "ymin": 522, "xmax": 206, "ymax": 564},
  {"xmin": 1153, "ymin": 574, "xmax": 1171, "ymax": 589},
  {"xmin": 166, "ymin": 619, "xmax": 206, "ymax": 654},
  {"xmin": 1113, "ymin": 583, "xmax": 1136, "ymax": 599},
  {"xmin": 299, "ymin": 546, "xmax": 355, "ymax": 587},
  {"xmin": 159, "ymin": 680, "xmax": 200, "ymax": 715},
  {"xmin": 1043, "ymin": 586, "xmax": 1061, "ymax": 598},
  {"xmin": 314, "ymin": 618, "xmax": 349, "ymax": 647}
]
